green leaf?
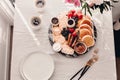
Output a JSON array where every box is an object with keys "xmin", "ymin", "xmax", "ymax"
[
  {"xmin": 90, "ymin": 6, "xmax": 95, "ymax": 10},
  {"xmin": 94, "ymin": 5, "xmax": 99, "ymax": 9},
  {"xmin": 80, "ymin": 0, "xmax": 83, "ymax": 6},
  {"xmin": 82, "ymin": 2, "xmax": 87, "ymax": 10},
  {"xmin": 99, "ymin": 4, "xmax": 105, "ymax": 13},
  {"xmin": 84, "ymin": 5, "xmax": 86, "ymax": 15},
  {"xmin": 80, "ymin": 0, "xmax": 117, "ymax": 15},
  {"xmin": 104, "ymin": 1, "xmax": 111, "ymax": 6},
  {"xmin": 103, "ymin": 3, "xmax": 109, "ymax": 11},
  {"xmin": 82, "ymin": 2, "xmax": 88, "ymax": 15},
  {"xmin": 86, "ymin": 4, "xmax": 92, "ymax": 16}
]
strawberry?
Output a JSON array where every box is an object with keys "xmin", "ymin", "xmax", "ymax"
[
  {"xmin": 72, "ymin": 32, "xmax": 77, "ymax": 37},
  {"xmin": 77, "ymin": 13, "xmax": 83, "ymax": 19},
  {"xmin": 73, "ymin": 13, "xmax": 78, "ymax": 17},
  {"xmin": 67, "ymin": 13, "xmax": 73, "ymax": 19},
  {"xmin": 71, "ymin": 10, "xmax": 76, "ymax": 14},
  {"xmin": 69, "ymin": 28, "xmax": 75, "ymax": 33}
]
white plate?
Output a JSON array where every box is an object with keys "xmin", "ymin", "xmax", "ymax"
[{"xmin": 20, "ymin": 52, "xmax": 54, "ymax": 80}]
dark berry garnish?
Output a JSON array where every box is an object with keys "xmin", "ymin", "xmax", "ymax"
[{"xmin": 61, "ymin": 28, "xmax": 69, "ymax": 40}]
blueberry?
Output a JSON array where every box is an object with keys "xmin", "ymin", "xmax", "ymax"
[{"xmin": 61, "ymin": 29, "xmax": 69, "ymax": 40}]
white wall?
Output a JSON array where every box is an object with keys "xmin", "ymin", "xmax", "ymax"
[
  {"xmin": 0, "ymin": 1, "xmax": 14, "ymax": 80},
  {"xmin": 112, "ymin": 0, "xmax": 120, "ymax": 21},
  {"xmin": 0, "ymin": 13, "xmax": 11, "ymax": 80}
]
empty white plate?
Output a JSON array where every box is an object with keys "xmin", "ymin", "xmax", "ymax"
[{"xmin": 20, "ymin": 52, "xmax": 54, "ymax": 80}]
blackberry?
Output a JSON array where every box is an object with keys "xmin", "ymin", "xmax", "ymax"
[{"xmin": 61, "ymin": 28, "xmax": 69, "ymax": 40}]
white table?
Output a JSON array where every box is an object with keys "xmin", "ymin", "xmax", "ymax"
[{"xmin": 11, "ymin": 0, "xmax": 117, "ymax": 80}]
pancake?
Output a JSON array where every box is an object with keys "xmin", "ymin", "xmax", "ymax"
[
  {"xmin": 79, "ymin": 24, "xmax": 93, "ymax": 34},
  {"xmin": 80, "ymin": 19, "xmax": 93, "ymax": 27},
  {"xmin": 80, "ymin": 28, "xmax": 92, "ymax": 39},
  {"xmin": 77, "ymin": 16, "xmax": 93, "ymax": 27},
  {"xmin": 81, "ymin": 35, "xmax": 95, "ymax": 47},
  {"xmin": 77, "ymin": 15, "xmax": 92, "ymax": 27}
]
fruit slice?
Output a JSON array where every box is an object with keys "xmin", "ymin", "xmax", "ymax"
[
  {"xmin": 81, "ymin": 35, "xmax": 95, "ymax": 47},
  {"xmin": 79, "ymin": 24, "xmax": 93, "ymax": 34},
  {"xmin": 80, "ymin": 28, "xmax": 92, "ymax": 39}
]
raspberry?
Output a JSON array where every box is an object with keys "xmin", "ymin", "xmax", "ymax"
[{"xmin": 69, "ymin": 28, "xmax": 75, "ymax": 33}]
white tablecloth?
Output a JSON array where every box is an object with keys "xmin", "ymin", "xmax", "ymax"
[{"xmin": 11, "ymin": 0, "xmax": 117, "ymax": 80}]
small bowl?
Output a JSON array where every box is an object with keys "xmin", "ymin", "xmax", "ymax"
[
  {"xmin": 74, "ymin": 42, "xmax": 87, "ymax": 55},
  {"xmin": 31, "ymin": 16, "xmax": 41, "ymax": 30},
  {"xmin": 35, "ymin": 0, "xmax": 46, "ymax": 12},
  {"xmin": 67, "ymin": 19, "xmax": 75, "ymax": 28},
  {"xmin": 35, "ymin": 0, "xmax": 46, "ymax": 8},
  {"xmin": 51, "ymin": 17, "xmax": 59, "ymax": 26}
]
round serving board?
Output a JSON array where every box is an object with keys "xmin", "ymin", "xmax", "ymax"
[{"xmin": 48, "ymin": 10, "xmax": 97, "ymax": 58}]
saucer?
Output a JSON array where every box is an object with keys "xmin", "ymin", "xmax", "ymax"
[{"xmin": 20, "ymin": 52, "xmax": 54, "ymax": 80}]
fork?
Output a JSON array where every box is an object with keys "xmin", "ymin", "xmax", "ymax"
[{"xmin": 70, "ymin": 49, "xmax": 99, "ymax": 80}]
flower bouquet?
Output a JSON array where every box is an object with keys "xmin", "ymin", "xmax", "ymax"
[{"xmin": 65, "ymin": 0, "xmax": 118, "ymax": 16}]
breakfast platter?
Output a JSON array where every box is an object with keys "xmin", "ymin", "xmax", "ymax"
[
  {"xmin": 11, "ymin": 0, "xmax": 117, "ymax": 80},
  {"xmin": 48, "ymin": 10, "xmax": 97, "ymax": 57}
]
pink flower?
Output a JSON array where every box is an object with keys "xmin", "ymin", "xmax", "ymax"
[
  {"xmin": 65, "ymin": 0, "xmax": 81, "ymax": 7},
  {"xmin": 74, "ymin": 0, "xmax": 81, "ymax": 6},
  {"xmin": 87, "ymin": 0, "xmax": 103, "ymax": 6},
  {"xmin": 65, "ymin": 0, "xmax": 74, "ymax": 3}
]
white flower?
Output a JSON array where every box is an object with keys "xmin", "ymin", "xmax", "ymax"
[{"xmin": 87, "ymin": 0, "xmax": 104, "ymax": 5}]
